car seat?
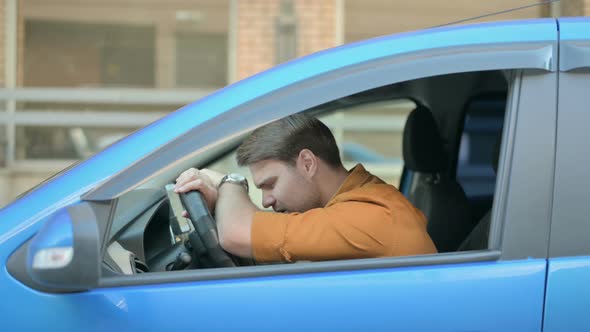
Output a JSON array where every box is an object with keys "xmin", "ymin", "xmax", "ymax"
[{"xmin": 402, "ymin": 105, "xmax": 472, "ymax": 252}]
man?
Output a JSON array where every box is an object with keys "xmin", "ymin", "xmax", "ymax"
[{"xmin": 175, "ymin": 113, "xmax": 437, "ymax": 263}]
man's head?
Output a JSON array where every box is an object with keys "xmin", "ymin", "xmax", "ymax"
[{"xmin": 236, "ymin": 113, "xmax": 344, "ymax": 213}]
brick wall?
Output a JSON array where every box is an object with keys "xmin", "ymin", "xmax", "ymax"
[
  {"xmin": 235, "ymin": 0, "xmax": 337, "ymax": 81},
  {"xmin": 294, "ymin": 1, "xmax": 337, "ymax": 60},
  {"xmin": 234, "ymin": 0, "xmax": 569, "ymax": 80},
  {"xmin": 18, "ymin": 0, "xmax": 230, "ymax": 88},
  {"xmin": 345, "ymin": 0, "xmax": 547, "ymax": 42},
  {"xmin": 236, "ymin": 1, "xmax": 279, "ymax": 81}
]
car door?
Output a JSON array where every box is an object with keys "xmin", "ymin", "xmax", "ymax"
[
  {"xmin": 543, "ymin": 17, "xmax": 590, "ymax": 332},
  {"xmin": 2, "ymin": 19, "xmax": 558, "ymax": 331}
]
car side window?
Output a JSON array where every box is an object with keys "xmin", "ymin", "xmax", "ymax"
[
  {"xmin": 456, "ymin": 95, "xmax": 506, "ymax": 222},
  {"xmin": 102, "ymin": 70, "xmax": 515, "ymax": 276},
  {"xmin": 207, "ymin": 99, "xmax": 415, "ymax": 209},
  {"xmin": 328, "ymin": 99, "xmax": 414, "ymax": 186}
]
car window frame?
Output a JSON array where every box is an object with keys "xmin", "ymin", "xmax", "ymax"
[
  {"xmin": 93, "ymin": 73, "xmax": 554, "ymax": 287},
  {"xmin": 78, "ymin": 22, "xmax": 558, "ymax": 286},
  {"xmin": 548, "ymin": 17, "xmax": 590, "ymax": 258}
]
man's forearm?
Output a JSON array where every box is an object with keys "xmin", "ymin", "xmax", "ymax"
[{"xmin": 215, "ymin": 184, "xmax": 258, "ymax": 257}]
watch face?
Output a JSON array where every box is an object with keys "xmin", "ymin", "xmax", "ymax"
[
  {"xmin": 228, "ymin": 173, "xmax": 246, "ymax": 182},
  {"xmin": 222, "ymin": 173, "xmax": 248, "ymax": 192}
]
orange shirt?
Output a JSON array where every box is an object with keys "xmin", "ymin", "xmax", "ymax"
[{"xmin": 251, "ymin": 164, "xmax": 437, "ymax": 262}]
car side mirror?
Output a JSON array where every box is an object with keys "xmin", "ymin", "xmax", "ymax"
[{"xmin": 24, "ymin": 203, "xmax": 101, "ymax": 292}]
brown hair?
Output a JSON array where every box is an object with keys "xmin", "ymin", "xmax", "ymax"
[{"xmin": 236, "ymin": 113, "xmax": 342, "ymax": 167}]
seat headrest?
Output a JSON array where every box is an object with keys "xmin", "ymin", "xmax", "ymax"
[{"xmin": 403, "ymin": 105, "xmax": 446, "ymax": 172}]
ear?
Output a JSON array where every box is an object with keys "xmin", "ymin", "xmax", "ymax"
[{"xmin": 296, "ymin": 149, "xmax": 318, "ymax": 179}]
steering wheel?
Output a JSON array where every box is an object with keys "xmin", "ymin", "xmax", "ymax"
[{"xmin": 179, "ymin": 191, "xmax": 236, "ymax": 268}]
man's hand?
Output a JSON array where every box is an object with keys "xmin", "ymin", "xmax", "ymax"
[
  {"xmin": 174, "ymin": 168, "xmax": 225, "ymax": 211},
  {"xmin": 175, "ymin": 167, "xmax": 255, "ymax": 258}
]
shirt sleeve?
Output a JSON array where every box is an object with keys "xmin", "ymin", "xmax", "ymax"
[{"xmin": 251, "ymin": 201, "xmax": 395, "ymax": 262}]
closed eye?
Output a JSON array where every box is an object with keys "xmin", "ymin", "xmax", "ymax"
[{"xmin": 256, "ymin": 177, "xmax": 277, "ymax": 190}]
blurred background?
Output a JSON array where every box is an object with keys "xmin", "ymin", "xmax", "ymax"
[{"xmin": 0, "ymin": 0, "xmax": 584, "ymax": 206}]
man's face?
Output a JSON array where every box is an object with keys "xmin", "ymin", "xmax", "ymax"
[{"xmin": 249, "ymin": 159, "xmax": 321, "ymax": 213}]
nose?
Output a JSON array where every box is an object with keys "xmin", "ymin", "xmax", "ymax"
[{"xmin": 262, "ymin": 191, "xmax": 276, "ymax": 210}]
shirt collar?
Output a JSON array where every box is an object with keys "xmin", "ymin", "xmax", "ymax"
[{"xmin": 327, "ymin": 164, "xmax": 372, "ymax": 205}]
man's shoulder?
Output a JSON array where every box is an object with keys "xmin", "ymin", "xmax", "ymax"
[{"xmin": 332, "ymin": 181, "xmax": 403, "ymax": 206}]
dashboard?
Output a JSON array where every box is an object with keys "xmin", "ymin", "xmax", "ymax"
[
  {"xmin": 102, "ymin": 187, "xmax": 195, "ymax": 274},
  {"xmin": 102, "ymin": 186, "xmax": 255, "ymax": 275}
]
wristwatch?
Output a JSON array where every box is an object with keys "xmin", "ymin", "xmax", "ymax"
[{"xmin": 218, "ymin": 173, "xmax": 249, "ymax": 192}]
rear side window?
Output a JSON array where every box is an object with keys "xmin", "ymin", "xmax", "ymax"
[{"xmin": 456, "ymin": 95, "xmax": 505, "ymax": 219}]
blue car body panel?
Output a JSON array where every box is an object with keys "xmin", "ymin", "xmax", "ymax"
[
  {"xmin": 0, "ymin": 17, "xmax": 574, "ymax": 330},
  {"xmin": 559, "ymin": 17, "xmax": 590, "ymax": 41},
  {"xmin": 544, "ymin": 257, "xmax": 590, "ymax": 332},
  {"xmin": 4, "ymin": 259, "xmax": 546, "ymax": 331},
  {"xmin": 558, "ymin": 17, "xmax": 590, "ymax": 71}
]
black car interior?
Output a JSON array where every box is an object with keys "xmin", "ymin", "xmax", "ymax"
[
  {"xmin": 458, "ymin": 132, "xmax": 502, "ymax": 251},
  {"xmin": 402, "ymin": 105, "xmax": 472, "ymax": 252}
]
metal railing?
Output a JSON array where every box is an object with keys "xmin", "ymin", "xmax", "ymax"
[{"xmin": 0, "ymin": 87, "xmax": 215, "ymax": 169}]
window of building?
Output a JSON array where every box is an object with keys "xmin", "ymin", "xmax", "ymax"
[
  {"xmin": 24, "ymin": 20, "xmax": 155, "ymax": 88},
  {"xmin": 175, "ymin": 32, "xmax": 228, "ymax": 88}
]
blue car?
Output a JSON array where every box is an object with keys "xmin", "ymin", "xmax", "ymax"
[{"xmin": 1, "ymin": 17, "xmax": 589, "ymax": 331}]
